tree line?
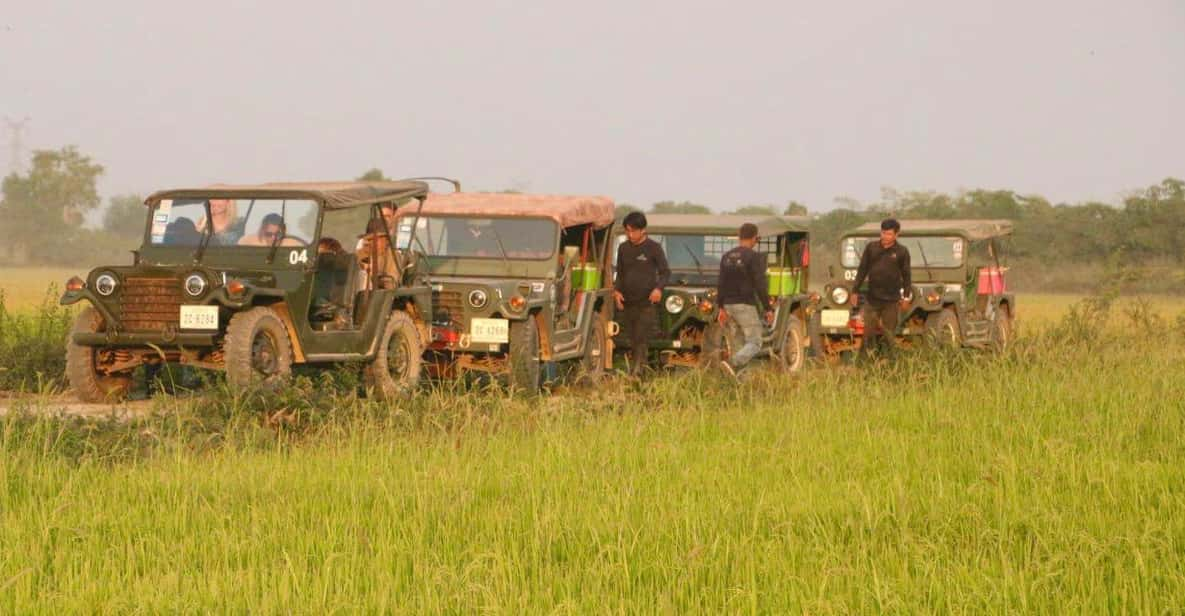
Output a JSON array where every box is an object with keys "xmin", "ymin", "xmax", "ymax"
[{"xmin": 1, "ymin": 146, "xmax": 1182, "ymax": 270}]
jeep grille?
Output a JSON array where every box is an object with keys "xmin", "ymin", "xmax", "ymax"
[
  {"xmin": 119, "ymin": 276, "xmax": 182, "ymax": 331},
  {"xmin": 432, "ymin": 290, "xmax": 464, "ymax": 328}
]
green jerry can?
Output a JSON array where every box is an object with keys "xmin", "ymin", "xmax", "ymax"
[
  {"xmin": 574, "ymin": 263, "xmax": 601, "ymax": 291},
  {"xmin": 768, "ymin": 267, "xmax": 785, "ymax": 297}
]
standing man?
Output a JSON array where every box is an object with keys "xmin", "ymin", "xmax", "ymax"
[
  {"xmin": 614, "ymin": 212, "xmax": 670, "ymax": 376},
  {"xmin": 850, "ymin": 218, "xmax": 912, "ymax": 357},
  {"xmin": 718, "ymin": 223, "xmax": 772, "ymax": 375}
]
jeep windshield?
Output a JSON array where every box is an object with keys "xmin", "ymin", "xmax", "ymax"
[
  {"xmin": 397, "ymin": 216, "xmax": 557, "ymax": 260},
  {"xmin": 841, "ymin": 235, "xmax": 965, "ymax": 268},
  {"xmin": 622, "ymin": 234, "xmax": 779, "ymax": 270},
  {"xmin": 147, "ymin": 198, "xmax": 317, "ymax": 248}
]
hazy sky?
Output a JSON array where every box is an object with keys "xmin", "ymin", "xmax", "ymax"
[{"xmin": 2, "ymin": 0, "xmax": 1183, "ymax": 213}]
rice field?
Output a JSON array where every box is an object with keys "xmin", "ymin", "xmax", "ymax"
[{"xmin": 1, "ymin": 267, "xmax": 1184, "ymax": 612}]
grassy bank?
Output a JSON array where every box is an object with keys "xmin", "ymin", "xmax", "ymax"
[{"xmin": 2, "ymin": 299, "xmax": 1185, "ymax": 611}]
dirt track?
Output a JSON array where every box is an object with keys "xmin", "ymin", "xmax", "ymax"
[{"xmin": 0, "ymin": 392, "xmax": 153, "ymax": 419}]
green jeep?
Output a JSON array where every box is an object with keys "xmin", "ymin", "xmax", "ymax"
[
  {"xmin": 617, "ymin": 214, "xmax": 812, "ymax": 372},
  {"xmin": 393, "ymin": 192, "xmax": 617, "ymax": 393},
  {"xmin": 60, "ymin": 181, "xmax": 436, "ymax": 402},
  {"xmin": 812, "ymin": 219, "xmax": 1016, "ymax": 358}
]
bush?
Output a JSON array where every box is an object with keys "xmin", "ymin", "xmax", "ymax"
[{"xmin": 0, "ymin": 287, "xmax": 73, "ymax": 391}]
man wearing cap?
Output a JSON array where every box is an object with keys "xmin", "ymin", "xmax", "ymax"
[
  {"xmin": 850, "ymin": 218, "xmax": 912, "ymax": 357},
  {"xmin": 717, "ymin": 222, "xmax": 772, "ymax": 375}
]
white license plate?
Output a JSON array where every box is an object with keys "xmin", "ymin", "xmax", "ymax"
[
  {"xmin": 470, "ymin": 318, "xmax": 509, "ymax": 344},
  {"xmin": 820, "ymin": 309, "xmax": 850, "ymax": 328},
  {"xmin": 180, "ymin": 305, "xmax": 219, "ymax": 330}
]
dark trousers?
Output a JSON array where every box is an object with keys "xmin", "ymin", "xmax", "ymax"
[
  {"xmin": 860, "ymin": 301, "xmax": 899, "ymax": 356},
  {"xmin": 620, "ymin": 302, "xmax": 656, "ymax": 374}
]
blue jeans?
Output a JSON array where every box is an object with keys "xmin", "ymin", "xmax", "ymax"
[{"xmin": 724, "ymin": 304, "xmax": 763, "ymax": 368}]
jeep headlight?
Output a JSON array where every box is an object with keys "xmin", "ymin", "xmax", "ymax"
[
  {"xmin": 94, "ymin": 273, "xmax": 118, "ymax": 297},
  {"xmin": 468, "ymin": 289, "xmax": 488, "ymax": 309},
  {"xmin": 184, "ymin": 273, "xmax": 207, "ymax": 297},
  {"xmin": 664, "ymin": 294, "xmax": 685, "ymax": 314},
  {"xmin": 830, "ymin": 286, "xmax": 849, "ymax": 305}
]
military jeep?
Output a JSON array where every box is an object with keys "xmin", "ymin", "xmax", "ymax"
[
  {"xmin": 616, "ymin": 214, "xmax": 812, "ymax": 372},
  {"xmin": 812, "ymin": 219, "xmax": 1016, "ymax": 358},
  {"xmin": 60, "ymin": 181, "xmax": 436, "ymax": 402},
  {"xmin": 393, "ymin": 192, "xmax": 617, "ymax": 393}
]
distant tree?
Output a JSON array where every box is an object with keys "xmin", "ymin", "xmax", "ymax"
[
  {"xmin": 783, "ymin": 201, "xmax": 808, "ymax": 216},
  {"xmin": 650, "ymin": 200, "xmax": 711, "ymax": 215},
  {"xmin": 731, "ymin": 204, "xmax": 778, "ymax": 216},
  {"xmin": 356, "ymin": 168, "xmax": 389, "ymax": 182},
  {"xmin": 614, "ymin": 203, "xmax": 641, "ymax": 222},
  {"xmin": 103, "ymin": 194, "xmax": 146, "ymax": 238},
  {"xmin": 0, "ymin": 146, "xmax": 104, "ymax": 261}
]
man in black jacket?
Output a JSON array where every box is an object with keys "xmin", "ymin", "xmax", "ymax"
[
  {"xmin": 614, "ymin": 212, "xmax": 670, "ymax": 375},
  {"xmin": 851, "ymin": 218, "xmax": 912, "ymax": 356},
  {"xmin": 718, "ymin": 223, "xmax": 772, "ymax": 374}
]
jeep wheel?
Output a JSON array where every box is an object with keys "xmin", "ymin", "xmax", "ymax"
[
  {"xmin": 700, "ymin": 319, "xmax": 741, "ymax": 369},
  {"xmin": 224, "ymin": 307, "xmax": 293, "ymax": 391},
  {"xmin": 508, "ymin": 315, "xmax": 542, "ymax": 394},
  {"xmin": 778, "ymin": 316, "xmax": 806, "ymax": 373},
  {"xmin": 989, "ymin": 309, "xmax": 1013, "ymax": 353},
  {"xmin": 578, "ymin": 312, "xmax": 609, "ymax": 384},
  {"xmin": 925, "ymin": 309, "xmax": 961, "ymax": 348},
  {"xmin": 367, "ymin": 311, "xmax": 423, "ymax": 400},
  {"xmin": 65, "ymin": 307, "xmax": 132, "ymax": 403}
]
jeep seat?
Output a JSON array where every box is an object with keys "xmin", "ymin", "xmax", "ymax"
[{"xmin": 310, "ymin": 252, "xmax": 358, "ymax": 328}]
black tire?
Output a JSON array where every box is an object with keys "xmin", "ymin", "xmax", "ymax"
[
  {"xmin": 700, "ymin": 318, "xmax": 741, "ymax": 369},
  {"xmin": 509, "ymin": 315, "xmax": 542, "ymax": 394},
  {"xmin": 65, "ymin": 307, "xmax": 132, "ymax": 403},
  {"xmin": 579, "ymin": 312, "xmax": 609, "ymax": 384},
  {"xmin": 366, "ymin": 311, "xmax": 423, "ymax": 400},
  {"xmin": 989, "ymin": 308, "xmax": 1013, "ymax": 353},
  {"xmin": 925, "ymin": 309, "xmax": 961, "ymax": 348},
  {"xmin": 778, "ymin": 315, "xmax": 806, "ymax": 373},
  {"xmin": 224, "ymin": 307, "xmax": 293, "ymax": 391}
]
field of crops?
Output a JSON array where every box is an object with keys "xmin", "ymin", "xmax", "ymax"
[{"xmin": 2, "ymin": 267, "xmax": 1185, "ymax": 611}]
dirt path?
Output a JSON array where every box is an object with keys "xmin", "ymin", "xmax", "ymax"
[{"xmin": 0, "ymin": 392, "xmax": 153, "ymax": 420}]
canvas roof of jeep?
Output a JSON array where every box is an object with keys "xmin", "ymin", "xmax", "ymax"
[
  {"xmin": 642, "ymin": 214, "xmax": 810, "ymax": 236},
  {"xmin": 145, "ymin": 181, "xmax": 431, "ymax": 210},
  {"xmin": 409, "ymin": 192, "xmax": 616, "ymax": 228},
  {"xmin": 849, "ymin": 219, "xmax": 1014, "ymax": 241}
]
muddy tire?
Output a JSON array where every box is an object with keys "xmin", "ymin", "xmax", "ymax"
[
  {"xmin": 700, "ymin": 318, "xmax": 741, "ymax": 369},
  {"xmin": 925, "ymin": 309, "xmax": 961, "ymax": 348},
  {"xmin": 989, "ymin": 308, "xmax": 1013, "ymax": 353},
  {"xmin": 65, "ymin": 307, "xmax": 132, "ymax": 403},
  {"xmin": 509, "ymin": 315, "xmax": 542, "ymax": 394},
  {"xmin": 778, "ymin": 315, "xmax": 806, "ymax": 373},
  {"xmin": 578, "ymin": 312, "xmax": 609, "ymax": 384},
  {"xmin": 366, "ymin": 311, "xmax": 423, "ymax": 400},
  {"xmin": 224, "ymin": 307, "xmax": 293, "ymax": 391}
]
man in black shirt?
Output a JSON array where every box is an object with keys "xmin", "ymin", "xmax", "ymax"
[
  {"xmin": 718, "ymin": 223, "xmax": 772, "ymax": 374},
  {"xmin": 614, "ymin": 212, "xmax": 670, "ymax": 375},
  {"xmin": 851, "ymin": 218, "xmax": 912, "ymax": 356}
]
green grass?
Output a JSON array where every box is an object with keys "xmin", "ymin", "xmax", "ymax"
[{"xmin": 3, "ymin": 299, "xmax": 1185, "ymax": 612}]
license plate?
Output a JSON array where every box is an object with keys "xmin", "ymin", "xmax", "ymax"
[
  {"xmin": 180, "ymin": 305, "xmax": 219, "ymax": 330},
  {"xmin": 470, "ymin": 318, "xmax": 509, "ymax": 344},
  {"xmin": 820, "ymin": 309, "xmax": 849, "ymax": 328}
]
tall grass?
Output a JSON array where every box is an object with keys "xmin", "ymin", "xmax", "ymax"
[
  {"xmin": 2, "ymin": 298, "xmax": 1185, "ymax": 612},
  {"xmin": 0, "ymin": 288, "xmax": 73, "ymax": 392}
]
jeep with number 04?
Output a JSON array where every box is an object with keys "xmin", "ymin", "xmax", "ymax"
[
  {"xmin": 393, "ymin": 192, "xmax": 617, "ymax": 393},
  {"xmin": 616, "ymin": 215, "xmax": 812, "ymax": 372},
  {"xmin": 60, "ymin": 180, "xmax": 441, "ymax": 402},
  {"xmin": 812, "ymin": 219, "xmax": 1016, "ymax": 358}
]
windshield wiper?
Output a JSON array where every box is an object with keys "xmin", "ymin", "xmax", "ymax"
[
  {"xmin": 683, "ymin": 244, "xmax": 705, "ymax": 279},
  {"xmin": 490, "ymin": 225, "xmax": 514, "ymax": 276},
  {"xmin": 193, "ymin": 201, "xmax": 215, "ymax": 263},
  {"xmin": 916, "ymin": 241, "xmax": 935, "ymax": 283},
  {"xmin": 266, "ymin": 201, "xmax": 287, "ymax": 264}
]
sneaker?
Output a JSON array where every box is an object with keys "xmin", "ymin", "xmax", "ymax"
[{"xmin": 718, "ymin": 360, "xmax": 737, "ymax": 379}]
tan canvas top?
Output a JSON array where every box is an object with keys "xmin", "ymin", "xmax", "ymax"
[
  {"xmin": 406, "ymin": 192, "xmax": 616, "ymax": 228},
  {"xmin": 850, "ymin": 219, "xmax": 1014, "ymax": 241},
  {"xmin": 145, "ymin": 181, "xmax": 429, "ymax": 210},
  {"xmin": 644, "ymin": 214, "xmax": 809, "ymax": 236}
]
